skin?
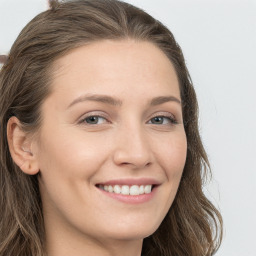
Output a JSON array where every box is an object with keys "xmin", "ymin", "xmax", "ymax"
[{"xmin": 8, "ymin": 39, "xmax": 187, "ymax": 256}]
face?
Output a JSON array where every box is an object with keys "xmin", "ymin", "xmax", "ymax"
[{"xmin": 33, "ymin": 40, "xmax": 187, "ymax": 244}]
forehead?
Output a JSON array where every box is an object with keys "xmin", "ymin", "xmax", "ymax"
[{"xmin": 49, "ymin": 39, "xmax": 180, "ymax": 103}]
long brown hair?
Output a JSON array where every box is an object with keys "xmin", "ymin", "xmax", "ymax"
[{"xmin": 0, "ymin": 0, "xmax": 222, "ymax": 255}]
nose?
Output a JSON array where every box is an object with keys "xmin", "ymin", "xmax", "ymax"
[{"xmin": 112, "ymin": 125, "xmax": 153, "ymax": 169}]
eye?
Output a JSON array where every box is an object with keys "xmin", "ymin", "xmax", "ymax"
[
  {"xmin": 81, "ymin": 115, "xmax": 108, "ymax": 125},
  {"xmin": 148, "ymin": 116, "xmax": 177, "ymax": 125}
]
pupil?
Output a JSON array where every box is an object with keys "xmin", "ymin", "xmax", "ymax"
[
  {"xmin": 86, "ymin": 116, "xmax": 98, "ymax": 124},
  {"xmin": 153, "ymin": 117, "xmax": 163, "ymax": 124}
]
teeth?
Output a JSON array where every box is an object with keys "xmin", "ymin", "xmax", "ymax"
[
  {"xmin": 130, "ymin": 185, "xmax": 140, "ymax": 195},
  {"xmin": 139, "ymin": 185, "xmax": 144, "ymax": 195},
  {"xmin": 99, "ymin": 184, "xmax": 153, "ymax": 195},
  {"xmin": 121, "ymin": 185, "xmax": 130, "ymax": 195},
  {"xmin": 144, "ymin": 185, "xmax": 152, "ymax": 194},
  {"xmin": 108, "ymin": 185, "xmax": 113, "ymax": 193},
  {"xmin": 113, "ymin": 185, "xmax": 121, "ymax": 194}
]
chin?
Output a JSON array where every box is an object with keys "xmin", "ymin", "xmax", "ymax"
[{"xmin": 98, "ymin": 219, "xmax": 161, "ymax": 241}]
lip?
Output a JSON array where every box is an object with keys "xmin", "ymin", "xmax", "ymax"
[
  {"xmin": 95, "ymin": 178, "xmax": 160, "ymax": 204},
  {"xmin": 96, "ymin": 178, "xmax": 161, "ymax": 186}
]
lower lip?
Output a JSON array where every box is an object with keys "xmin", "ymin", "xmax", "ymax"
[{"xmin": 96, "ymin": 186, "xmax": 157, "ymax": 204}]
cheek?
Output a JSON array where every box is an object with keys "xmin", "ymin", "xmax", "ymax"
[
  {"xmin": 146, "ymin": 131, "xmax": 186, "ymax": 223},
  {"xmin": 36, "ymin": 128, "xmax": 111, "ymax": 182},
  {"xmin": 155, "ymin": 130, "xmax": 187, "ymax": 177},
  {"xmin": 36, "ymin": 129, "xmax": 112, "ymax": 223},
  {"xmin": 154, "ymin": 130, "xmax": 187, "ymax": 203}
]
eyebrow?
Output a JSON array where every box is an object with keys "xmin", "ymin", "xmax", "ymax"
[
  {"xmin": 67, "ymin": 94, "xmax": 181, "ymax": 109},
  {"xmin": 150, "ymin": 96, "xmax": 181, "ymax": 106},
  {"xmin": 67, "ymin": 94, "xmax": 122, "ymax": 108}
]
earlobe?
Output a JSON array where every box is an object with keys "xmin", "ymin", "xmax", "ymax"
[{"xmin": 7, "ymin": 116, "xmax": 39, "ymax": 175}]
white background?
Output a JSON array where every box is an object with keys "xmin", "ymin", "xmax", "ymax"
[{"xmin": 0, "ymin": 0, "xmax": 255, "ymax": 255}]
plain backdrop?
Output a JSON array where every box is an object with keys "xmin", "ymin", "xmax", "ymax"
[{"xmin": 0, "ymin": 0, "xmax": 255, "ymax": 255}]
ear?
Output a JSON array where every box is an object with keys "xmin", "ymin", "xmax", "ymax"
[{"xmin": 7, "ymin": 116, "xmax": 39, "ymax": 175}]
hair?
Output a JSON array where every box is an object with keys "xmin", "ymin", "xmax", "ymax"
[
  {"xmin": 0, "ymin": 56, "xmax": 7, "ymax": 64},
  {"xmin": 0, "ymin": 0, "xmax": 223, "ymax": 255}
]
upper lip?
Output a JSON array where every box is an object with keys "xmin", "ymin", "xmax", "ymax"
[{"xmin": 96, "ymin": 178, "xmax": 161, "ymax": 186}]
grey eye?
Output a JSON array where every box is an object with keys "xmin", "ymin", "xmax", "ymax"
[
  {"xmin": 82, "ymin": 116, "xmax": 107, "ymax": 125},
  {"xmin": 151, "ymin": 116, "xmax": 165, "ymax": 124},
  {"xmin": 148, "ymin": 116, "xmax": 176, "ymax": 125},
  {"xmin": 85, "ymin": 116, "xmax": 99, "ymax": 124}
]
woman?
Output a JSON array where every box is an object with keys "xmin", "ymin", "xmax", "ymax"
[{"xmin": 0, "ymin": 0, "xmax": 223, "ymax": 255}]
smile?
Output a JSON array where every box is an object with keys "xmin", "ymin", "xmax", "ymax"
[
  {"xmin": 95, "ymin": 178, "xmax": 159, "ymax": 204},
  {"xmin": 97, "ymin": 184, "xmax": 153, "ymax": 195}
]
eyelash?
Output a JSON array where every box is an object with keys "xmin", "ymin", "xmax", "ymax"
[
  {"xmin": 78, "ymin": 113, "xmax": 178, "ymax": 126},
  {"xmin": 148, "ymin": 115, "xmax": 178, "ymax": 125},
  {"xmin": 79, "ymin": 115, "xmax": 109, "ymax": 125}
]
